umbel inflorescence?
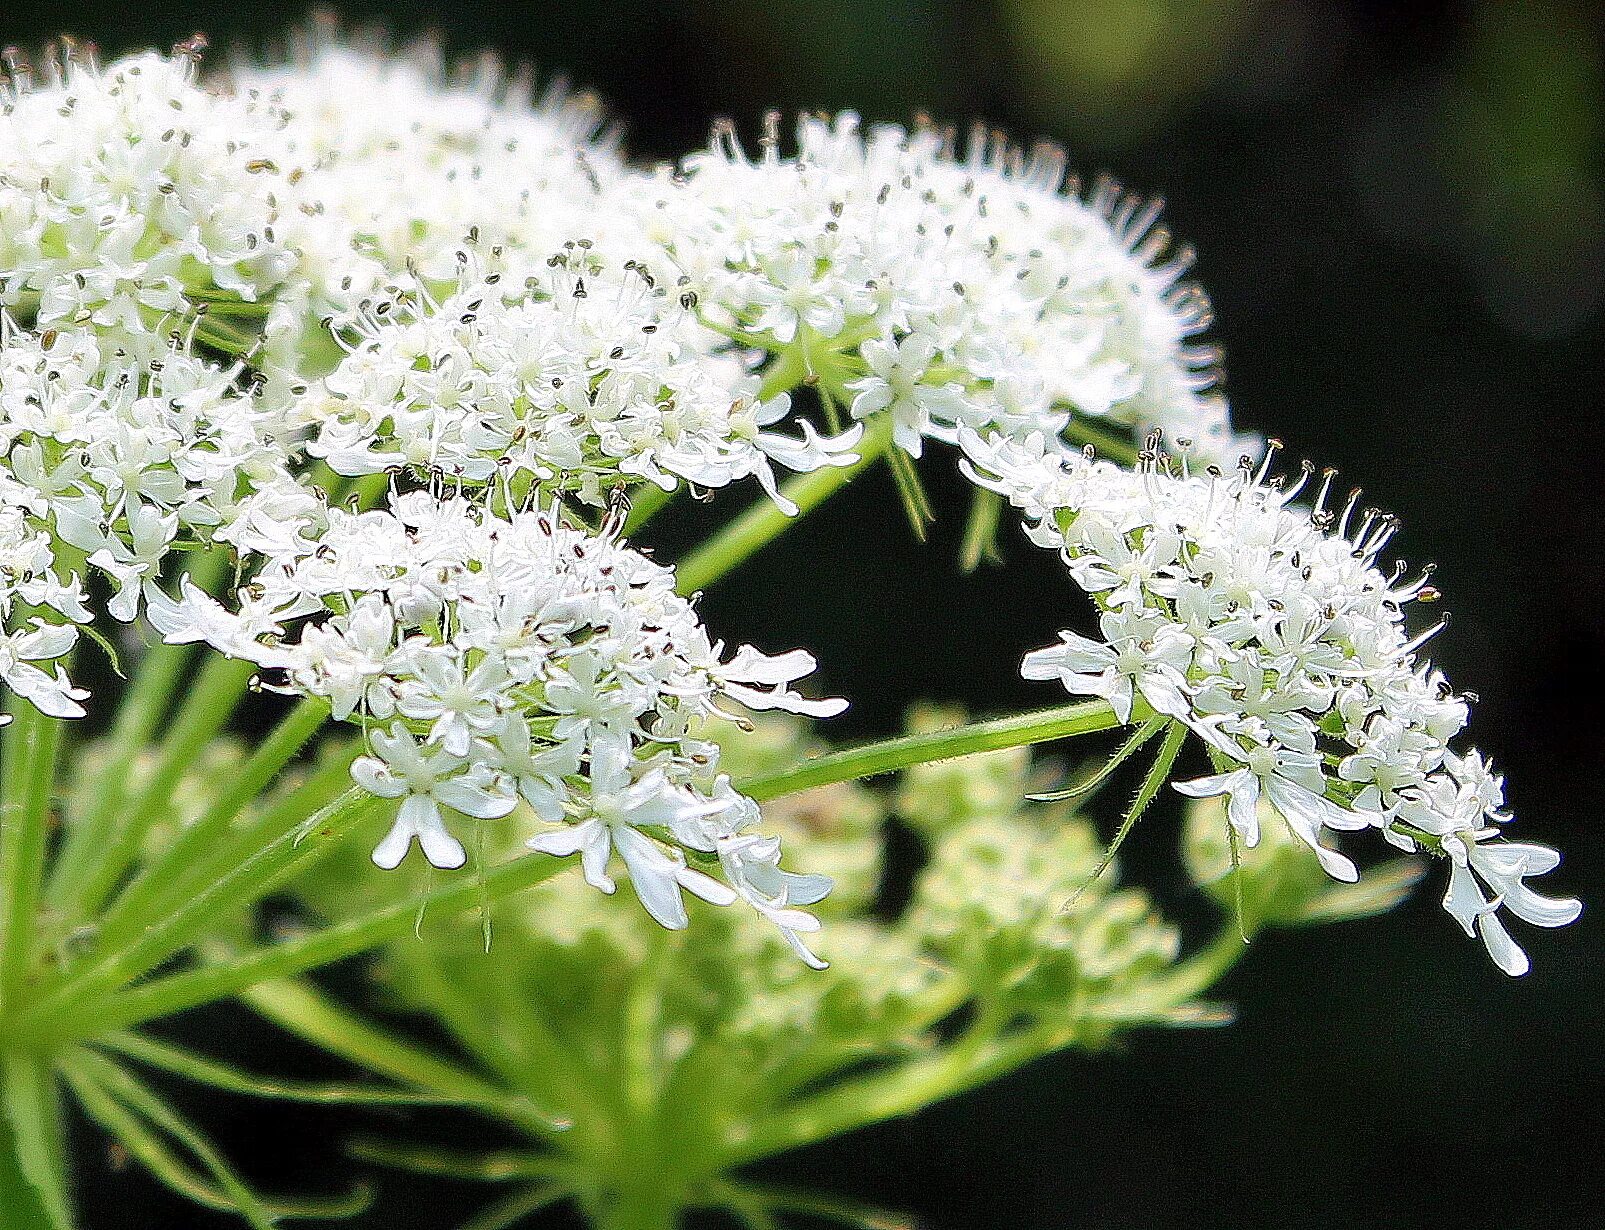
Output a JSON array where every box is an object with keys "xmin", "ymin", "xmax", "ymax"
[
  {"xmin": 966, "ymin": 432, "xmax": 1579, "ymax": 973},
  {"xmin": 0, "ymin": 29, "xmax": 1577, "ymax": 994}
]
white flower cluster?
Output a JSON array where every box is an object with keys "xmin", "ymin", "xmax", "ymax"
[
  {"xmin": 147, "ymin": 492, "xmax": 844, "ymax": 960},
  {"xmin": 634, "ymin": 113, "xmax": 1247, "ymax": 464},
  {"xmin": 1, "ymin": 43, "xmax": 294, "ymax": 353},
  {"xmin": 965, "ymin": 431, "xmax": 1580, "ymax": 974},
  {"xmin": 0, "ymin": 320, "xmax": 309, "ymax": 717},
  {"xmin": 297, "ymin": 254, "xmax": 861, "ymax": 509},
  {"xmin": 230, "ymin": 35, "xmax": 626, "ymax": 318},
  {"xmin": 1, "ymin": 31, "xmax": 1572, "ymax": 975}
]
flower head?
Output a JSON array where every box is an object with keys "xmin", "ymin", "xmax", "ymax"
[
  {"xmin": 231, "ymin": 31, "xmax": 626, "ymax": 315},
  {"xmin": 2, "ymin": 44, "xmax": 294, "ymax": 352},
  {"xmin": 966, "ymin": 430, "xmax": 1579, "ymax": 973},
  {"xmin": 635, "ymin": 113, "xmax": 1252, "ymax": 466},
  {"xmin": 296, "ymin": 256, "xmax": 860, "ymax": 509},
  {"xmin": 0, "ymin": 320, "xmax": 306, "ymax": 719},
  {"xmin": 149, "ymin": 490, "xmax": 846, "ymax": 953}
]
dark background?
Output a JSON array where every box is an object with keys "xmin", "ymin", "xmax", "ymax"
[{"xmin": 11, "ymin": 1, "xmax": 1602, "ymax": 1226}]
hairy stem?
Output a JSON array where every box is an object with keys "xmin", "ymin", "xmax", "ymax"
[
  {"xmin": 93, "ymin": 698, "xmax": 330, "ymax": 953},
  {"xmin": 735, "ymin": 699, "xmax": 1132, "ymax": 802},
  {"xmin": 56, "ymin": 850, "xmax": 569, "ymax": 1040},
  {"xmin": 17, "ymin": 789, "xmax": 379, "ymax": 1040}
]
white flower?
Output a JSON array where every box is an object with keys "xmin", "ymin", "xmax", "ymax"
[
  {"xmin": 526, "ymin": 737, "xmax": 736, "ymax": 929},
  {"xmin": 231, "ymin": 32, "xmax": 626, "ymax": 316},
  {"xmin": 351, "ymin": 724, "xmax": 517, "ymax": 870},
  {"xmin": 0, "ymin": 620, "xmax": 90, "ymax": 720},
  {"xmin": 394, "ymin": 653, "xmax": 511, "ymax": 758},
  {"xmin": 0, "ymin": 323, "xmax": 306, "ymax": 701},
  {"xmin": 295, "ymin": 261, "xmax": 858, "ymax": 511},
  {"xmin": 1020, "ymin": 611, "xmax": 1192, "ymax": 725},
  {"xmin": 1442, "ymin": 839, "xmax": 1581, "ymax": 977},
  {"xmin": 846, "ymin": 335, "xmax": 967, "ymax": 458},
  {"xmin": 716, "ymin": 646, "xmax": 848, "ymax": 719}
]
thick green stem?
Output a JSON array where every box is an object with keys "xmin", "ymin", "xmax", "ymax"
[
  {"xmin": 593, "ymin": 1182, "xmax": 684, "ymax": 1230},
  {"xmin": 0, "ymin": 1101, "xmax": 63, "ymax": 1230},
  {"xmin": 674, "ymin": 417, "xmax": 894, "ymax": 595},
  {"xmin": 1, "ymin": 703, "xmax": 64, "ymax": 1014},
  {"xmin": 736, "ymin": 699, "xmax": 1131, "ymax": 802}
]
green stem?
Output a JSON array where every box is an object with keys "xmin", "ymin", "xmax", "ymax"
[
  {"xmin": 673, "ymin": 416, "xmax": 894, "ymax": 595},
  {"xmin": 55, "ymin": 850, "xmax": 569, "ymax": 1040},
  {"xmin": 724, "ymin": 1023, "xmax": 1052, "ymax": 1168},
  {"xmin": 69, "ymin": 655, "xmax": 259, "ymax": 921},
  {"xmin": 593, "ymin": 1184, "xmax": 683, "ymax": 1230},
  {"xmin": 48, "ymin": 544, "xmax": 243, "ymax": 912},
  {"xmin": 959, "ymin": 487, "xmax": 1003, "ymax": 571},
  {"xmin": 729, "ymin": 919, "xmax": 1250, "ymax": 1169},
  {"xmin": 17, "ymin": 790, "xmax": 380, "ymax": 1040},
  {"xmin": 1, "ymin": 702, "xmax": 63, "ymax": 1013},
  {"xmin": 0, "ymin": 1095, "xmax": 63, "ymax": 1230},
  {"xmin": 735, "ymin": 699, "xmax": 1131, "ymax": 802},
  {"xmin": 92, "ymin": 698, "xmax": 330, "ymax": 953},
  {"xmin": 621, "ymin": 484, "xmax": 676, "ymax": 535},
  {"xmin": 148, "ymin": 745, "xmax": 358, "ymax": 929},
  {"xmin": 721, "ymin": 1181, "xmax": 910, "ymax": 1230},
  {"xmin": 0, "ymin": 1052, "xmax": 73, "ymax": 1230},
  {"xmin": 222, "ymin": 969, "xmax": 561, "ymax": 1137},
  {"xmin": 459, "ymin": 1183, "xmax": 567, "ymax": 1230},
  {"xmin": 47, "ymin": 646, "xmax": 199, "ymax": 909},
  {"xmin": 1089, "ymin": 923, "xmax": 1251, "ymax": 1023},
  {"xmin": 1029, "ymin": 715, "xmax": 1167, "ymax": 803}
]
